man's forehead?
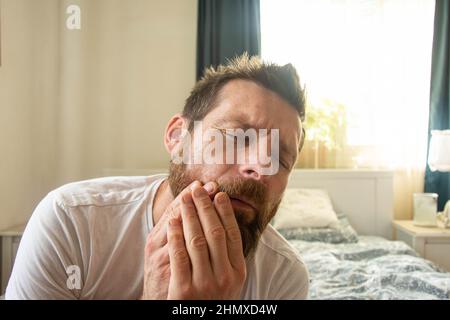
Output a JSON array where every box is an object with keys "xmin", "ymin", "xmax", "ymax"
[{"xmin": 216, "ymin": 79, "xmax": 276, "ymax": 106}]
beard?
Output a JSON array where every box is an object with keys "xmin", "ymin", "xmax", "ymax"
[{"xmin": 168, "ymin": 161, "xmax": 281, "ymax": 258}]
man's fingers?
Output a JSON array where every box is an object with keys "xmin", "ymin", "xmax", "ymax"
[
  {"xmin": 180, "ymin": 192, "xmax": 213, "ymax": 281},
  {"xmin": 164, "ymin": 180, "xmax": 202, "ymax": 221},
  {"xmin": 214, "ymin": 192, "xmax": 245, "ymax": 271},
  {"xmin": 160, "ymin": 180, "xmax": 218, "ymax": 227},
  {"xmin": 191, "ymin": 185, "xmax": 230, "ymax": 275},
  {"xmin": 167, "ymin": 218, "xmax": 191, "ymax": 287},
  {"xmin": 149, "ymin": 181, "xmax": 218, "ymax": 249},
  {"xmin": 203, "ymin": 181, "xmax": 219, "ymax": 198}
]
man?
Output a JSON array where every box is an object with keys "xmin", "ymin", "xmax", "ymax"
[{"xmin": 6, "ymin": 54, "xmax": 309, "ymax": 299}]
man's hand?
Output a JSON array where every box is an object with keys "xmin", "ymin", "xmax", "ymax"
[
  {"xmin": 167, "ymin": 185, "xmax": 247, "ymax": 300},
  {"xmin": 142, "ymin": 181, "xmax": 218, "ymax": 300}
]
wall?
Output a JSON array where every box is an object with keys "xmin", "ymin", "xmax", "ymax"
[
  {"xmin": 0, "ymin": 0, "xmax": 197, "ymax": 230},
  {"xmin": 0, "ymin": 0, "xmax": 60, "ymax": 230}
]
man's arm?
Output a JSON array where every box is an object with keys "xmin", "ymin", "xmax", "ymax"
[{"xmin": 5, "ymin": 191, "xmax": 81, "ymax": 299}]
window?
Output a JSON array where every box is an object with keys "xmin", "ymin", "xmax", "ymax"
[{"xmin": 261, "ymin": 0, "xmax": 435, "ymax": 169}]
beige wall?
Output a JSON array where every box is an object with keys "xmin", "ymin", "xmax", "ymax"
[{"xmin": 0, "ymin": 0, "xmax": 197, "ymax": 230}]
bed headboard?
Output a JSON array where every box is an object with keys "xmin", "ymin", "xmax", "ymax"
[
  {"xmin": 287, "ymin": 169, "xmax": 394, "ymax": 239},
  {"xmin": 102, "ymin": 168, "xmax": 394, "ymax": 239}
]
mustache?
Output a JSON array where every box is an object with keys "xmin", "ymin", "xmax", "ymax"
[{"xmin": 216, "ymin": 177, "xmax": 267, "ymax": 212}]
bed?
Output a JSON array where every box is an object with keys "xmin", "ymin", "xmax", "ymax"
[{"xmin": 275, "ymin": 169, "xmax": 450, "ymax": 300}]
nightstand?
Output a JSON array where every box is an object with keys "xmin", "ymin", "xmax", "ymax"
[
  {"xmin": 393, "ymin": 220, "xmax": 450, "ymax": 272},
  {"xmin": 0, "ymin": 224, "xmax": 26, "ymax": 295}
]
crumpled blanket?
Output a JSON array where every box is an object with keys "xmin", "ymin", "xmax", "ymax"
[{"xmin": 289, "ymin": 236, "xmax": 450, "ymax": 300}]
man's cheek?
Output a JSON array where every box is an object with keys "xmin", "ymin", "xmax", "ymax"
[{"xmin": 194, "ymin": 164, "xmax": 227, "ymax": 182}]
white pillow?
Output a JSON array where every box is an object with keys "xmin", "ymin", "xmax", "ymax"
[{"xmin": 272, "ymin": 188, "xmax": 339, "ymax": 229}]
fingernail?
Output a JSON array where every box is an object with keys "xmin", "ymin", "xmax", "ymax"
[
  {"xmin": 216, "ymin": 192, "xmax": 227, "ymax": 204},
  {"xmin": 190, "ymin": 181, "xmax": 201, "ymax": 190},
  {"xmin": 193, "ymin": 186, "xmax": 204, "ymax": 197},
  {"xmin": 204, "ymin": 182, "xmax": 215, "ymax": 193}
]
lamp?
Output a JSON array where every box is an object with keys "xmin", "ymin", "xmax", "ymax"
[{"xmin": 427, "ymin": 130, "xmax": 450, "ymax": 228}]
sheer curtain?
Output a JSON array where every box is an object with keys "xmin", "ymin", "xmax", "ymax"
[{"xmin": 261, "ymin": 0, "xmax": 436, "ymax": 219}]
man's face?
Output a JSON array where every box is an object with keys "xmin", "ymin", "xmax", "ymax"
[{"xmin": 168, "ymin": 79, "xmax": 302, "ymax": 257}]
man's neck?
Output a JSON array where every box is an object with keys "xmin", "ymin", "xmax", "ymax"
[{"xmin": 151, "ymin": 179, "xmax": 175, "ymax": 227}]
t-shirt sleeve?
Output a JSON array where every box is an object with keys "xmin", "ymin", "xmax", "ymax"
[
  {"xmin": 5, "ymin": 191, "xmax": 83, "ymax": 300},
  {"xmin": 273, "ymin": 258, "xmax": 310, "ymax": 300}
]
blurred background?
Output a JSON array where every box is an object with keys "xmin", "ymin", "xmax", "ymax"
[{"xmin": 0, "ymin": 0, "xmax": 448, "ymax": 231}]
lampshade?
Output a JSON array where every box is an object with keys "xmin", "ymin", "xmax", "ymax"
[{"xmin": 428, "ymin": 130, "xmax": 450, "ymax": 172}]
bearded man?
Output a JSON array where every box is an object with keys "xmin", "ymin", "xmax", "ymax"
[{"xmin": 5, "ymin": 54, "xmax": 309, "ymax": 300}]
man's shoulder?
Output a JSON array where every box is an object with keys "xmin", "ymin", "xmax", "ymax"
[
  {"xmin": 51, "ymin": 174, "xmax": 167, "ymax": 208},
  {"xmin": 257, "ymin": 224, "xmax": 306, "ymax": 267}
]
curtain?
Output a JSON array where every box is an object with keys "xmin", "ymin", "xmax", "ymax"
[
  {"xmin": 424, "ymin": 0, "xmax": 450, "ymax": 211},
  {"xmin": 197, "ymin": 0, "xmax": 261, "ymax": 80}
]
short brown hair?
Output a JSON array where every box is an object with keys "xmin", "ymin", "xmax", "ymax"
[{"xmin": 182, "ymin": 53, "xmax": 306, "ymax": 132}]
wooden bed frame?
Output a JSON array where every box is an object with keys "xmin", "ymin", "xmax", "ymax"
[{"xmin": 102, "ymin": 168, "xmax": 395, "ymax": 239}]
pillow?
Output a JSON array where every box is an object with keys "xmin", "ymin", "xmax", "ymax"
[
  {"xmin": 276, "ymin": 213, "xmax": 359, "ymax": 244},
  {"xmin": 272, "ymin": 188, "xmax": 339, "ymax": 229}
]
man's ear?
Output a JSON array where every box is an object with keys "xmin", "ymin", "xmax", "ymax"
[{"xmin": 164, "ymin": 114, "xmax": 188, "ymax": 157}]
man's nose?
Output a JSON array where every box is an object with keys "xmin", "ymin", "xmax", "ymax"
[{"xmin": 238, "ymin": 164, "xmax": 262, "ymax": 181}]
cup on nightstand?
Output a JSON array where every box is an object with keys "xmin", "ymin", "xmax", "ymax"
[{"xmin": 413, "ymin": 193, "xmax": 438, "ymax": 227}]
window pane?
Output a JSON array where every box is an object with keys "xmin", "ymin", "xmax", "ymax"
[{"xmin": 261, "ymin": 0, "xmax": 435, "ymax": 169}]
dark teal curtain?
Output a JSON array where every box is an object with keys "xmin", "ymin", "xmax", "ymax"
[
  {"xmin": 196, "ymin": 0, "xmax": 261, "ymax": 80},
  {"xmin": 424, "ymin": 0, "xmax": 450, "ymax": 211}
]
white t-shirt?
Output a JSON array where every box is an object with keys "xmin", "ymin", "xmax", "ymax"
[{"xmin": 5, "ymin": 175, "xmax": 309, "ymax": 300}]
